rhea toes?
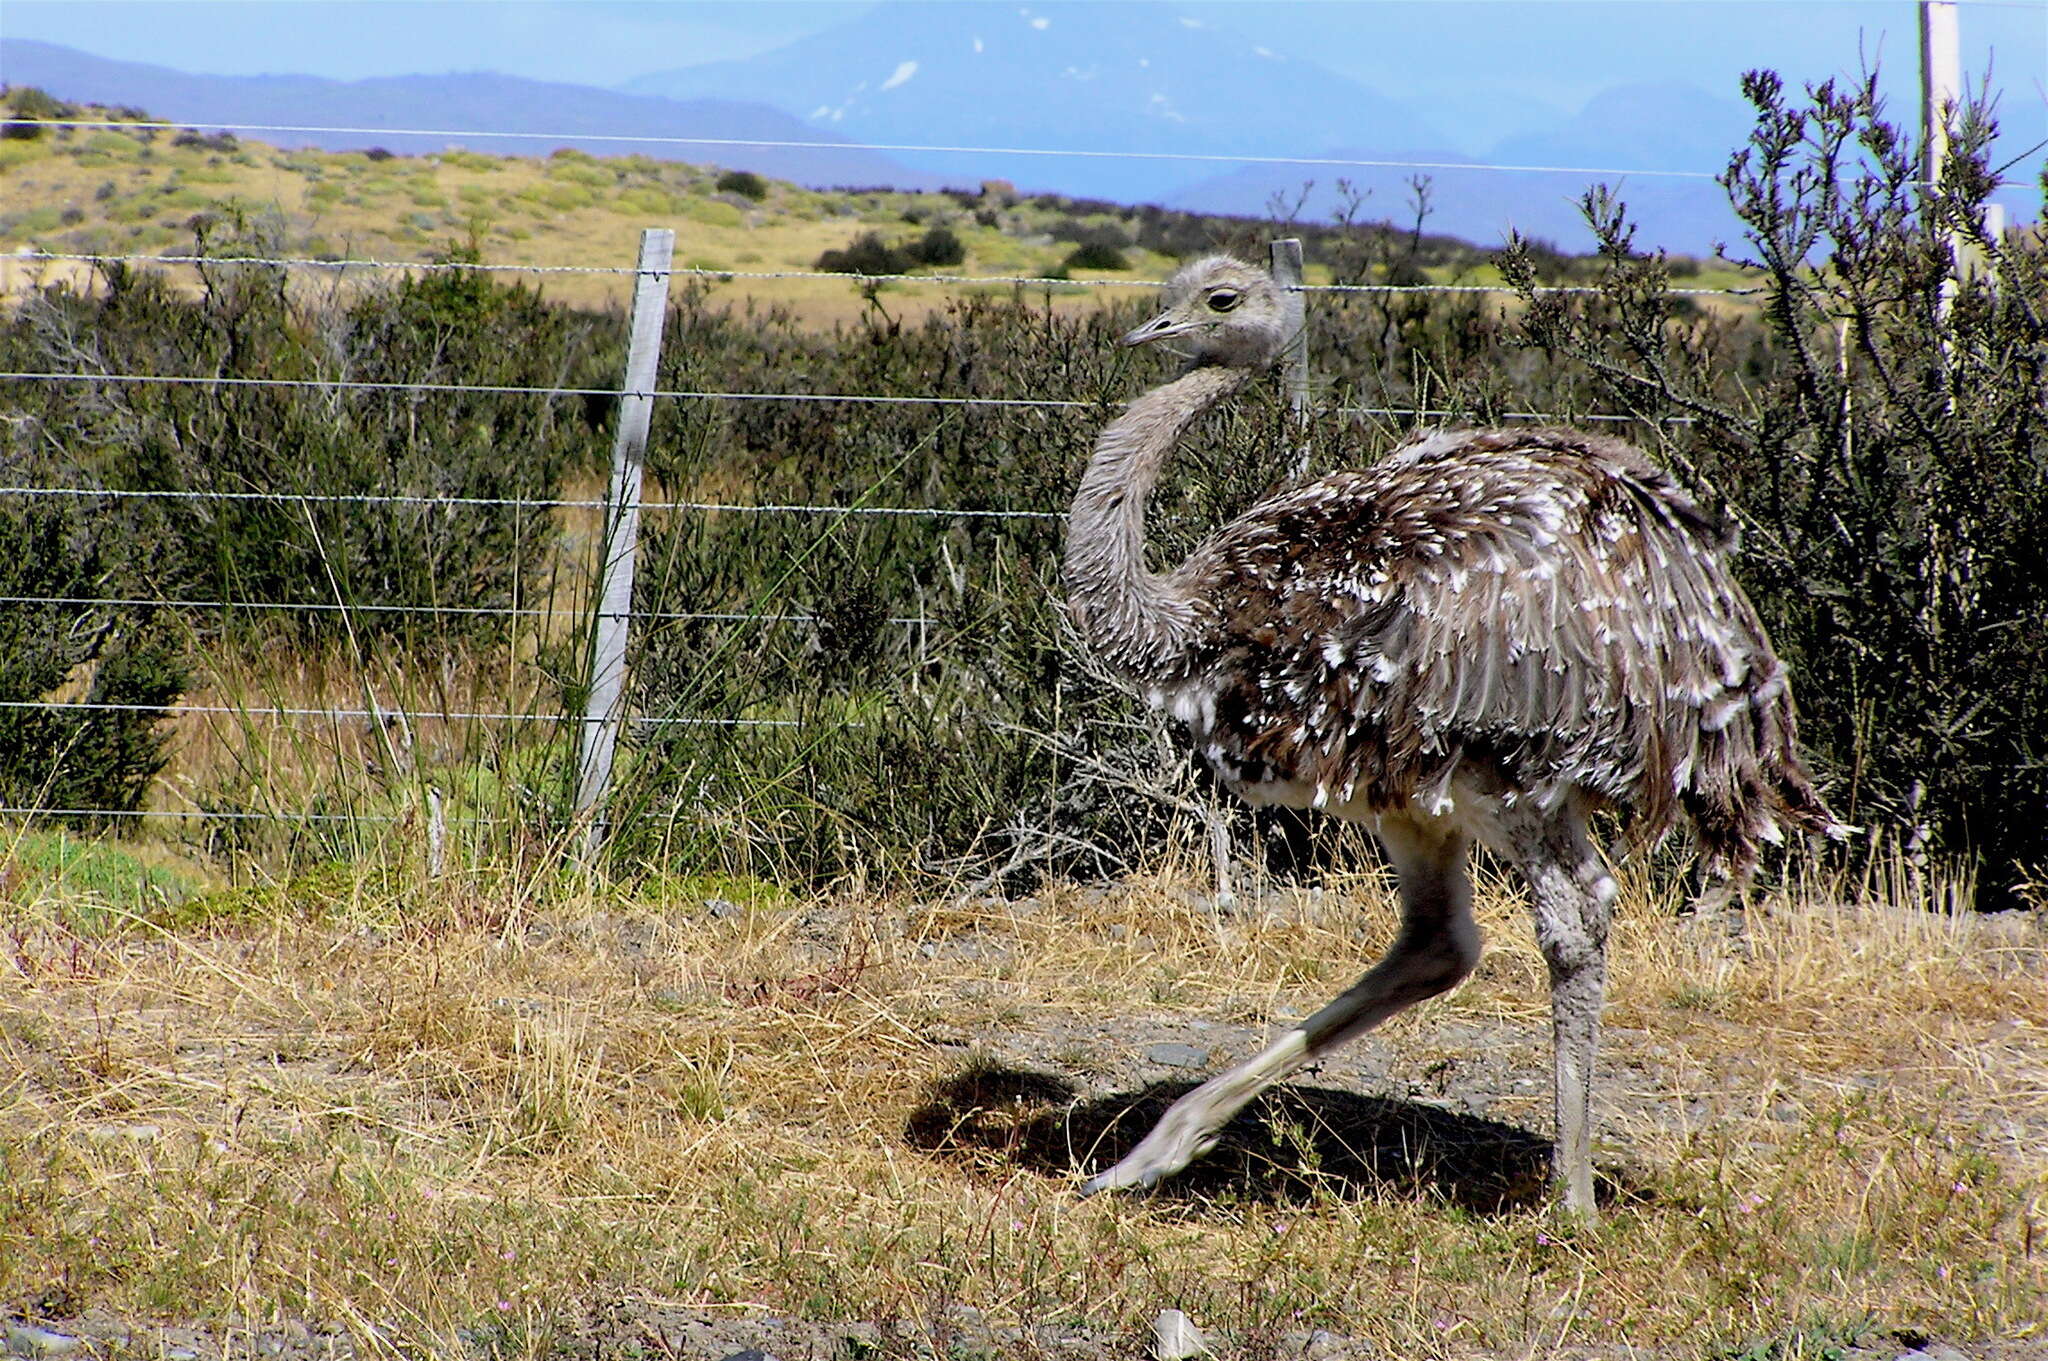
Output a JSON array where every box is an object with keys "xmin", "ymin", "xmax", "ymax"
[{"xmin": 1062, "ymin": 255, "xmax": 1843, "ymax": 1214}]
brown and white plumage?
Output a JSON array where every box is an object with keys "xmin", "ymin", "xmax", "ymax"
[{"xmin": 1065, "ymin": 255, "xmax": 1841, "ymax": 1214}]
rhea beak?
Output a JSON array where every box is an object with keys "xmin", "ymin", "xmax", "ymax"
[{"xmin": 1120, "ymin": 310, "xmax": 1196, "ymax": 347}]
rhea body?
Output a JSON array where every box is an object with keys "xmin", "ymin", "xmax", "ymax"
[{"xmin": 1065, "ymin": 256, "xmax": 1839, "ymax": 1214}]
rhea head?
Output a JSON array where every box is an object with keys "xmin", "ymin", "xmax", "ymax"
[{"xmin": 1119, "ymin": 255, "xmax": 1289, "ymax": 369}]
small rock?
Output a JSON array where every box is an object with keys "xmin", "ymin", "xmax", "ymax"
[
  {"xmin": 1924, "ymin": 1347, "xmax": 1971, "ymax": 1361},
  {"xmin": 704, "ymin": 898, "xmax": 741, "ymax": 920},
  {"xmin": 6, "ymin": 1327, "xmax": 83, "ymax": 1358},
  {"xmin": 166, "ymin": 1350, "xmax": 199, "ymax": 1361},
  {"xmin": 1146, "ymin": 1043, "xmax": 1209, "ymax": 1070},
  {"xmin": 1301, "ymin": 1329, "xmax": 1348, "ymax": 1359},
  {"xmin": 1153, "ymin": 1308, "xmax": 1210, "ymax": 1360}
]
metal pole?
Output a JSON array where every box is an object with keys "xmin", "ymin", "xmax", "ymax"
[
  {"xmin": 1267, "ymin": 237, "xmax": 1310, "ymax": 480},
  {"xmin": 575, "ymin": 227, "xmax": 674, "ymax": 857}
]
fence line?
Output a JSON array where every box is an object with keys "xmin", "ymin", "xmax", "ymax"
[
  {"xmin": 0, "ymin": 806, "xmax": 497, "ymax": 826},
  {"xmin": 0, "ymin": 485, "xmax": 1067, "ymax": 520},
  {"xmin": 1, "ymin": 369, "xmax": 1700, "ymax": 440},
  {"xmin": 0, "ymin": 370, "xmax": 1100, "ymax": 409},
  {"xmin": 12, "ymin": 250, "xmax": 1760, "ymax": 298},
  {"xmin": 32, "ymin": 118, "xmax": 1724, "ymax": 181},
  {"xmin": 1, "ymin": 226, "xmax": 1716, "ymax": 844},
  {"xmin": 0, "ymin": 699, "xmax": 800, "ymax": 728},
  {"xmin": 0, "ymin": 594, "xmax": 938, "ymax": 626}
]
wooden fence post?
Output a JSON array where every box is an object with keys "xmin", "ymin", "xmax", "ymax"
[
  {"xmin": 1268, "ymin": 237, "xmax": 1311, "ymax": 480},
  {"xmin": 1921, "ymin": 0, "xmax": 1962, "ymax": 337},
  {"xmin": 575, "ymin": 227, "xmax": 674, "ymax": 857}
]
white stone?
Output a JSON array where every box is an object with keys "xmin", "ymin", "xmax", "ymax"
[
  {"xmin": 1152, "ymin": 1309, "xmax": 1210, "ymax": 1360},
  {"xmin": 6, "ymin": 1328, "xmax": 82, "ymax": 1358}
]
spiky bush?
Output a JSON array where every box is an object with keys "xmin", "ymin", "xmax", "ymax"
[{"xmin": 1500, "ymin": 71, "xmax": 2048, "ymax": 905}]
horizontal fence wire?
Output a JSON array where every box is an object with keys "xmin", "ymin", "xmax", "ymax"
[
  {"xmin": 0, "ymin": 370, "xmax": 1098, "ymax": 410},
  {"xmin": 13, "ymin": 249, "xmax": 1760, "ymax": 298},
  {"xmin": 0, "ymin": 594, "xmax": 936, "ymax": 627},
  {"xmin": 0, "ymin": 698, "xmax": 800, "ymax": 728},
  {"xmin": 32, "ymin": 118, "xmax": 1725, "ymax": 181},
  {"xmin": 0, "ymin": 372, "xmax": 1697, "ymax": 436},
  {"xmin": 0, "ymin": 484, "xmax": 1067, "ymax": 520},
  {"xmin": 0, "ymin": 806, "xmax": 500, "ymax": 825}
]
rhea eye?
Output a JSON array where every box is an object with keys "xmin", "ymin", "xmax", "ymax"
[{"xmin": 1207, "ymin": 289, "xmax": 1241, "ymax": 313}]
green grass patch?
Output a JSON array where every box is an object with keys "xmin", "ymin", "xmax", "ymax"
[
  {"xmin": 0, "ymin": 826, "xmax": 210, "ymax": 928},
  {"xmin": 680, "ymin": 198, "xmax": 743, "ymax": 229},
  {"xmin": 613, "ymin": 186, "xmax": 686, "ymax": 217},
  {"xmin": 154, "ymin": 859, "xmax": 362, "ymax": 930}
]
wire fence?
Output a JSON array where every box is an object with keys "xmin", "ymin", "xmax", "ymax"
[{"xmin": 0, "ymin": 116, "xmax": 1752, "ymax": 854}]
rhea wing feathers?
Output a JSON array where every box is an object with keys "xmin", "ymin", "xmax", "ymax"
[{"xmin": 1168, "ymin": 429, "xmax": 1831, "ymax": 859}]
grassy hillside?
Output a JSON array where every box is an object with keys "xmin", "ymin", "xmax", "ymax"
[
  {"xmin": 0, "ymin": 92, "xmax": 1757, "ymax": 323},
  {"xmin": 0, "ymin": 95, "xmax": 1153, "ymax": 320}
]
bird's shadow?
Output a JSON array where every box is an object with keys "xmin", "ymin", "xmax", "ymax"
[{"xmin": 903, "ymin": 1063, "xmax": 1623, "ymax": 1214}]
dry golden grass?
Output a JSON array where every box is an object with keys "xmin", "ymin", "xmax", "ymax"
[
  {"xmin": 2, "ymin": 839, "xmax": 2041, "ymax": 1358},
  {"xmin": 0, "ymin": 115, "xmax": 1172, "ymax": 326}
]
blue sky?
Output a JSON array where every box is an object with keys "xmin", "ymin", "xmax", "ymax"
[{"xmin": 7, "ymin": 1, "xmax": 2043, "ymax": 124}]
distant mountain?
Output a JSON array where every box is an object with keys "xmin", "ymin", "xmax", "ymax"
[
  {"xmin": 619, "ymin": 3, "xmax": 1774, "ymax": 252},
  {"xmin": 622, "ymin": 1, "xmax": 1447, "ymax": 208},
  {"xmin": 0, "ymin": 38, "xmax": 945, "ymax": 190},
  {"xmin": 1165, "ymin": 84, "xmax": 1758, "ymax": 254}
]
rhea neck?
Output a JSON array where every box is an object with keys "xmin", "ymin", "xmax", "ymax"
[{"xmin": 1065, "ymin": 360, "xmax": 1253, "ymax": 684}]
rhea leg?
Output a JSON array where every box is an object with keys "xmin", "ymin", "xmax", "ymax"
[
  {"xmin": 1080, "ymin": 813, "xmax": 1481, "ymax": 1194},
  {"xmin": 1501, "ymin": 801, "xmax": 1615, "ymax": 1217}
]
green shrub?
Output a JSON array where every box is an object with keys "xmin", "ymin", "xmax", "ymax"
[
  {"xmin": 0, "ymin": 228, "xmax": 614, "ymax": 647},
  {"xmin": 546, "ymin": 160, "xmax": 613, "ymax": 189},
  {"xmin": 3, "ymin": 86, "xmax": 71, "ymax": 140},
  {"xmin": 905, "ymin": 226, "xmax": 966, "ymax": 267},
  {"xmin": 816, "ymin": 231, "xmax": 908, "ymax": 276},
  {"xmin": 1062, "ymin": 241, "xmax": 1129, "ymax": 271},
  {"xmin": 615, "ymin": 185, "xmax": 686, "ymax": 217},
  {"xmin": 714, "ymin": 169, "xmax": 769, "ymax": 201},
  {"xmin": 680, "ymin": 198, "xmax": 742, "ymax": 228},
  {"xmin": 1500, "ymin": 70, "xmax": 2048, "ymax": 905},
  {"xmin": 0, "ymin": 495, "xmax": 190, "ymax": 825}
]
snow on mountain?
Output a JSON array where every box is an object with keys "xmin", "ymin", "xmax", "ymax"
[
  {"xmin": 0, "ymin": 37, "xmax": 945, "ymax": 191},
  {"xmin": 622, "ymin": 1, "xmax": 1445, "ymax": 205}
]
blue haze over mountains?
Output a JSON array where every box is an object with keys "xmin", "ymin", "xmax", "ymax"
[
  {"xmin": 621, "ymin": 1, "xmax": 1764, "ymax": 253},
  {"xmin": 6, "ymin": 0, "xmax": 2044, "ymax": 256}
]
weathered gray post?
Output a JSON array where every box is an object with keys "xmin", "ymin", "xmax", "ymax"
[
  {"xmin": 1921, "ymin": 2, "xmax": 1963, "ymax": 322},
  {"xmin": 575, "ymin": 227, "xmax": 674, "ymax": 856},
  {"xmin": 1267, "ymin": 237, "xmax": 1311, "ymax": 480},
  {"xmin": 1919, "ymin": 1, "xmax": 1961, "ymax": 192}
]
